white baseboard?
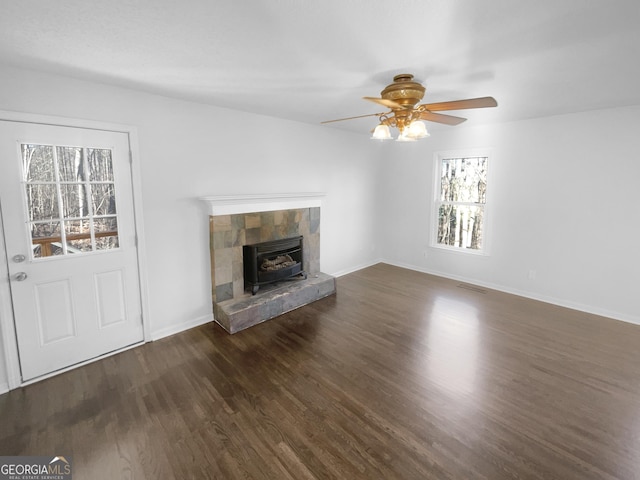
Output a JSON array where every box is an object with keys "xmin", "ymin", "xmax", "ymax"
[
  {"xmin": 379, "ymin": 259, "xmax": 640, "ymax": 326},
  {"xmin": 329, "ymin": 258, "xmax": 384, "ymax": 278},
  {"xmin": 150, "ymin": 314, "xmax": 214, "ymax": 341},
  {"xmin": 0, "ymin": 382, "xmax": 8, "ymax": 395}
]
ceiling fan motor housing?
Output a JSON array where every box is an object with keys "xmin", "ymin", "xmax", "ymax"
[{"xmin": 381, "ymin": 74, "xmax": 426, "ymax": 107}]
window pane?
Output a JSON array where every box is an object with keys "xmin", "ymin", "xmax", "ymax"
[
  {"xmin": 94, "ymin": 216, "xmax": 118, "ymax": 233},
  {"xmin": 64, "ymin": 217, "xmax": 92, "ymax": 254},
  {"xmin": 91, "ymin": 184, "xmax": 117, "ymax": 215},
  {"xmin": 56, "ymin": 146, "xmax": 85, "ymax": 182},
  {"xmin": 31, "ymin": 221, "xmax": 61, "ymax": 239},
  {"xmin": 31, "ymin": 221, "xmax": 62, "ymax": 258},
  {"xmin": 60, "ymin": 184, "xmax": 89, "ymax": 218},
  {"xmin": 94, "ymin": 217, "xmax": 119, "ymax": 251},
  {"xmin": 66, "ymin": 238, "xmax": 93, "ymax": 253},
  {"xmin": 438, "ymin": 204, "xmax": 484, "ymax": 250},
  {"xmin": 25, "ymin": 184, "xmax": 59, "ymax": 221},
  {"xmin": 64, "ymin": 219, "xmax": 90, "ymax": 237},
  {"xmin": 87, "ymin": 148, "xmax": 114, "ymax": 182},
  {"xmin": 22, "ymin": 144, "xmax": 55, "ymax": 182},
  {"xmin": 95, "ymin": 236, "xmax": 119, "ymax": 251},
  {"xmin": 440, "ymin": 157, "xmax": 487, "ymax": 203}
]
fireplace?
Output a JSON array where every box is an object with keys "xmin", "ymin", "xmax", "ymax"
[
  {"xmin": 243, "ymin": 235, "xmax": 306, "ymax": 294},
  {"xmin": 202, "ymin": 194, "xmax": 336, "ymax": 333}
]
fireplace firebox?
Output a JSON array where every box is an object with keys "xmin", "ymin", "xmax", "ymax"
[{"xmin": 243, "ymin": 236, "xmax": 306, "ymax": 295}]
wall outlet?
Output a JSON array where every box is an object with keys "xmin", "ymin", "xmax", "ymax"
[{"xmin": 528, "ymin": 269, "xmax": 537, "ymax": 280}]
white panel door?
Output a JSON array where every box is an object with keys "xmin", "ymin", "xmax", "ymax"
[{"xmin": 0, "ymin": 121, "xmax": 144, "ymax": 381}]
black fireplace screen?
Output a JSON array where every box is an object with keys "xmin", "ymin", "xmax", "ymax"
[{"xmin": 243, "ymin": 236, "xmax": 306, "ymax": 294}]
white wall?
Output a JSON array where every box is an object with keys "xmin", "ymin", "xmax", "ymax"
[
  {"xmin": 0, "ymin": 65, "xmax": 383, "ymax": 390},
  {"xmin": 379, "ymin": 106, "xmax": 640, "ymax": 324}
]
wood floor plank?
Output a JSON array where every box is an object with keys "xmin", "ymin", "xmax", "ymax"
[{"xmin": 1, "ymin": 263, "xmax": 639, "ymax": 479}]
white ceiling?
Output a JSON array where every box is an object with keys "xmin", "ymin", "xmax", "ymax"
[{"xmin": 1, "ymin": 1, "xmax": 639, "ymax": 135}]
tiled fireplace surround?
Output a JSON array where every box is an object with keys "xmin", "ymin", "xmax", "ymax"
[{"xmin": 202, "ymin": 194, "xmax": 336, "ymax": 333}]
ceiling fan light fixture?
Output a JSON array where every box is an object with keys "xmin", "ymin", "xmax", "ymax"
[
  {"xmin": 407, "ymin": 120, "xmax": 429, "ymax": 139},
  {"xmin": 396, "ymin": 130, "xmax": 417, "ymax": 142},
  {"xmin": 371, "ymin": 124, "xmax": 392, "ymax": 140}
]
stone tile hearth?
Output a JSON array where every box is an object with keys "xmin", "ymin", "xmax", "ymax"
[{"xmin": 213, "ymin": 272, "xmax": 336, "ymax": 333}]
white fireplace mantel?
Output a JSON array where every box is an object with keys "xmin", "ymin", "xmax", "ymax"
[{"xmin": 199, "ymin": 192, "xmax": 326, "ymax": 216}]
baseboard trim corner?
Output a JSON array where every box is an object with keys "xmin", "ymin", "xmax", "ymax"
[
  {"xmin": 150, "ymin": 314, "xmax": 214, "ymax": 341},
  {"xmin": 329, "ymin": 258, "xmax": 384, "ymax": 278}
]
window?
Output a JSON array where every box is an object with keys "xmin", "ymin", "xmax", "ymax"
[
  {"xmin": 433, "ymin": 152, "xmax": 489, "ymax": 253},
  {"xmin": 21, "ymin": 143, "xmax": 119, "ymax": 258}
]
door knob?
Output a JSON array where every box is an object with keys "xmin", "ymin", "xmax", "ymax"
[
  {"xmin": 12, "ymin": 254, "xmax": 26, "ymax": 263},
  {"xmin": 14, "ymin": 272, "xmax": 27, "ymax": 281}
]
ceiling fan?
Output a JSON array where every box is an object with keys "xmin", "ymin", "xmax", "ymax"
[{"xmin": 321, "ymin": 73, "xmax": 498, "ymax": 141}]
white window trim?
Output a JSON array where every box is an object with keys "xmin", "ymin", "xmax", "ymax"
[{"xmin": 430, "ymin": 148, "xmax": 493, "ymax": 256}]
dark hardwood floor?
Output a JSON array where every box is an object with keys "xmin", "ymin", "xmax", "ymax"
[{"xmin": 2, "ymin": 263, "xmax": 640, "ymax": 479}]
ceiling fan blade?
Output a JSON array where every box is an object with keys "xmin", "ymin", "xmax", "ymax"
[
  {"xmin": 363, "ymin": 97, "xmax": 406, "ymax": 109},
  {"xmin": 419, "ymin": 111, "xmax": 467, "ymax": 126},
  {"xmin": 321, "ymin": 112, "xmax": 387, "ymax": 124},
  {"xmin": 419, "ymin": 96, "xmax": 498, "ymax": 112}
]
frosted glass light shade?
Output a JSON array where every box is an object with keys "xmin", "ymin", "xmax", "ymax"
[
  {"xmin": 407, "ymin": 121, "xmax": 429, "ymax": 139},
  {"xmin": 371, "ymin": 124, "xmax": 392, "ymax": 140},
  {"xmin": 396, "ymin": 129, "xmax": 417, "ymax": 142}
]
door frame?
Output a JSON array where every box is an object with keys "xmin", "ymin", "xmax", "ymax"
[{"xmin": 0, "ymin": 110, "xmax": 151, "ymax": 391}]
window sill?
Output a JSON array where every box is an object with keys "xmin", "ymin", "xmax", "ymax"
[{"xmin": 430, "ymin": 244, "xmax": 489, "ymax": 256}]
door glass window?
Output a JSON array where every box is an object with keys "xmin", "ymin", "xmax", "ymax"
[{"xmin": 21, "ymin": 143, "xmax": 120, "ymax": 259}]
